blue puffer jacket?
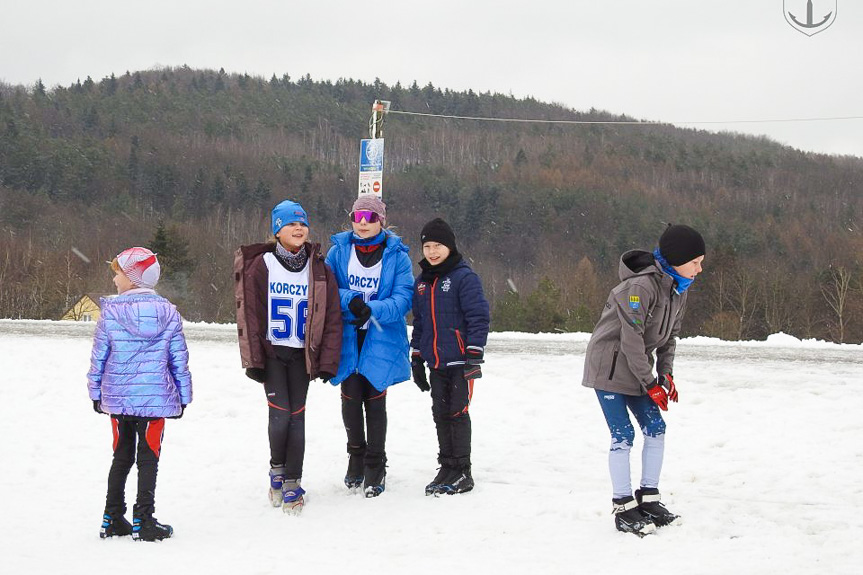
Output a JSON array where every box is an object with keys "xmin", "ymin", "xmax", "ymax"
[
  {"xmin": 325, "ymin": 230, "xmax": 413, "ymax": 391},
  {"xmin": 87, "ymin": 292, "xmax": 192, "ymax": 418},
  {"xmin": 411, "ymin": 255, "xmax": 490, "ymax": 369}
]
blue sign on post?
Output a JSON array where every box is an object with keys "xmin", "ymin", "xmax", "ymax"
[{"xmin": 358, "ymin": 138, "xmax": 384, "ymax": 198}]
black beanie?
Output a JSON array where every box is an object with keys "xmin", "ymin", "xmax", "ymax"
[
  {"xmin": 420, "ymin": 218, "xmax": 457, "ymax": 252},
  {"xmin": 659, "ymin": 224, "xmax": 705, "ymax": 266}
]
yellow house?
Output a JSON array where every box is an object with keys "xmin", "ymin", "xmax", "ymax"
[{"xmin": 60, "ymin": 294, "xmax": 110, "ymax": 322}]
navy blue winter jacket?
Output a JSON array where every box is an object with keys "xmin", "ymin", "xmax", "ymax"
[{"xmin": 411, "ymin": 254, "xmax": 490, "ymax": 369}]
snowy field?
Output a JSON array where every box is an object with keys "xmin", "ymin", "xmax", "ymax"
[{"xmin": 2, "ymin": 319, "xmax": 862, "ymax": 574}]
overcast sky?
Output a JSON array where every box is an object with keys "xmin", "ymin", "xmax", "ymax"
[{"xmin": 1, "ymin": 1, "xmax": 861, "ymax": 157}]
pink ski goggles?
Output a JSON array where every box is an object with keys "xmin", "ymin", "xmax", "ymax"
[{"xmin": 350, "ymin": 210, "xmax": 381, "ymax": 223}]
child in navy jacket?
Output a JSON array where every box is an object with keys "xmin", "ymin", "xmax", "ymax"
[{"xmin": 410, "ymin": 218, "xmax": 490, "ymax": 495}]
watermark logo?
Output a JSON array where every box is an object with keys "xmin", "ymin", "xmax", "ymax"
[{"xmin": 784, "ymin": 1, "xmax": 837, "ymax": 36}]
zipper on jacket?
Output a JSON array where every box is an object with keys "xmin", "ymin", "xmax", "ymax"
[
  {"xmin": 659, "ymin": 285, "xmax": 674, "ymax": 338},
  {"xmin": 658, "ymin": 286, "xmax": 670, "ymax": 336},
  {"xmin": 455, "ymin": 329, "xmax": 465, "ymax": 355},
  {"xmin": 658, "ymin": 305, "xmax": 668, "ymax": 336},
  {"xmin": 430, "ymin": 277, "xmax": 440, "ymax": 368},
  {"xmin": 608, "ymin": 350, "xmax": 619, "ymax": 380}
]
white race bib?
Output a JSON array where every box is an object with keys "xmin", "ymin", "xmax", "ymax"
[
  {"xmin": 347, "ymin": 248, "xmax": 382, "ymax": 329},
  {"xmin": 264, "ymin": 253, "xmax": 309, "ymax": 348}
]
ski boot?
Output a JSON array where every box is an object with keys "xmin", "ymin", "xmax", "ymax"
[
  {"xmin": 635, "ymin": 487, "xmax": 680, "ymax": 527},
  {"xmin": 344, "ymin": 453, "xmax": 364, "ymax": 490},
  {"xmin": 425, "ymin": 455, "xmax": 454, "ymax": 496},
  {"xmin": 436, "ymin": 457, "xmax": 474, "ymax": 495},
  {"xmin": 363, "ymin": 458, "xmax": 387, "ymax": 498},
  {"xmin": 282, "ymin": 479, "xmax": 306, "ymax": 515},
  {"xmin": 100, "ymin": 512, "xmax": 133, "ymax": 539},
  {"xmin": 269, "ymin": 467, "xmax": 286, "ymax": 507},
  {"xmin": 131, "ymin": 515, "xmax": 173, "ymax": 541},
  {"xmin": 613, "ymin": 496, "xmax": 656, "ymax": 537}
]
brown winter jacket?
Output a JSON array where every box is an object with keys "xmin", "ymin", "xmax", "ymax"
[
  {"xmin": 234, "ymin": 241, "xmax": 341, "ymax": 378},
  {"xmin": 582, "ymin": 250, "xmax": 688, "ymax": 395}
]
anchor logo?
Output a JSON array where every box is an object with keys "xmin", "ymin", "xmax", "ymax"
[{"xmin": 784, "ymin": 1, "xmax": 837, "ymax": 36}]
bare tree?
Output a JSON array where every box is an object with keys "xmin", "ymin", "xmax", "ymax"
[
  {"xmin": 761, "ymin": 269, "xmax": 796, "ymax": 336},
  {"xmin": 820, "ymin": 266, "xmax": 853, "ymax": 343},
  {"xmin": 725, "ymin": 268, "xmax": 761, "ymax": 340}
]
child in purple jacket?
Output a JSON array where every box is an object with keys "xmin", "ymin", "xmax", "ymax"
[{"xmin": 87, "ymin": 247, "xmax": 192, "ymax": 542}]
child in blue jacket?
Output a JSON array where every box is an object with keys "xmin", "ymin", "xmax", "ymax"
[
  {"xmin": 87, "ymin": 247, "xmax": 192, "ymax": 541},
  {"xmin": 410, "ymin": 218, "xmax": 490, "ymax": 495},
  {"xmin": 325, "ymin": 195, "xmax": 413, "ymax": 497}
]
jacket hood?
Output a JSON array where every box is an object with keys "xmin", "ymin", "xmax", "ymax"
[
  {"xmin": 619, "ymin": 250, "xmax": 661, "ymax": 281},
  {"xmin": 101, "ymin": 294, "xmax": 173, "ymax": 338},
  {"xmin": 330, "ymin": 230, "xmax": 408, "ymax": 254}
]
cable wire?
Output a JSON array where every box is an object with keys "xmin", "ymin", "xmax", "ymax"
[{"xmin": 388, "ymin": 109, "xmax": 863, "ymax": 126}]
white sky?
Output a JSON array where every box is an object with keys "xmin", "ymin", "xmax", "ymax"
[{"xmin": 1, "ymin": 1, "xmax": 861, "ymax": 157}]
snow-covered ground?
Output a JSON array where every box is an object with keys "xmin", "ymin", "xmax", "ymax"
[{"xmin": 2, "ymin": 319, "xmax": 861, "ymax": 574}]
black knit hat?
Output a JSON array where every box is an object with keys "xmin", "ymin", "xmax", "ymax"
[
  {"xmin": 420, "ymin": 218, "xmax": 457, "ymax": 251},
  {"xmin": 659, "ymin": 224, "xmax": 705, "ymax": 266}
]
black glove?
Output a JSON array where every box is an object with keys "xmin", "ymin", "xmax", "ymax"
[
  {"xmin": 93, "ymin": 399, "xmax": 103, "ymax": 414},
  {"xmin": 464, "ymin": 364, "xmax": 482, "ymax": 380},
  {"xmin": 169, "ymin": 404, "xmax": 187, "ymax": 419},
  {"xmin": 245, "ymin": 367, "xmax": 266, "ymax": 383},
  {"xmin": 411, "ymin": 352, "xmax": 430, "ymax": 392},
  {"xmin": 464, "ymin": 345, "xmax": 484, "ymax": 380},
  {"xmin": 318, "ymin": 371, "xmax": 335, "ymax": 383},
  {"xmin": 348, "ymin": 296, "xmax": 372, "ymax": 326}
]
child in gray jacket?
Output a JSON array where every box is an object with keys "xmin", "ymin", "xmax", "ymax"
[{"xmin": 582, "ymin": 224, "xmax": 705, "ymax": 536}]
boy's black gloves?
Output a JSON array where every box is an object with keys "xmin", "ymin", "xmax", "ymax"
[
  {"xmin": 464, "ymin": 346, "xmax": 484, "ymax": 380},
  {"xmin": 348, "ymin": 296, "xmax": 372, "ymax": 326},
  {"xmin": 411, "ymin": 352, "xmax": 430, "ymax": 392},
  {"xmin": 245, "ymin": 367, "xmax": 266, "ymax": 383},
  {"xmin": 169, "ymin": 404, "xmax": 187, "ymax": 419},
  {"xmin": 319, "ymin": 371, "xmax": 335, "ymax": 383},
  {"xmin": 93, "ymin": 399, "xmax": 103, "ymax": 414}
]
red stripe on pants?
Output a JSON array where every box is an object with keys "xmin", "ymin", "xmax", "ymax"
[
  {"xmin": 145, "ymin": 418, "xmax": 165, "ymax": 459},
  {"xmin": 111, "ymin": 417, "xmax": 120, "ymax": 451}
]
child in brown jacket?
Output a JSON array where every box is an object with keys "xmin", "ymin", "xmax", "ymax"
[{"xmin": 234, "ymin": 199, "xmax": 342, "ymax": 514}]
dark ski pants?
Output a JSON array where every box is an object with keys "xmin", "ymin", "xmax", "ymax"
[
  {"xmin": 265, "ymin": 346, "xmax": 310, "ymax": 480},
  {"xmin": 105, "ymin": 415, "xmax": 164, "ymax": 518},
  {"xmin": 341, "ymin": 373, "xmax": 387, "ymax": 465},
  {"xmin": 430, "ymin": 366, "xmax": 474, "ymax": 461}
]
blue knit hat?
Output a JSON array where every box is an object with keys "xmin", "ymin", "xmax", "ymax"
[{"xmin": 272, "ymin": 200, "xmax": 309, "ymax": 234}]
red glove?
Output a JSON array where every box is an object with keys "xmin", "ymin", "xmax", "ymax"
[
  {"xmin": 646, "ymin": 382, "xmax": 668, "ymax": 411},
  {"xmin": 661, "ymin": 374, "xmax": 678, "ymax": 403}
]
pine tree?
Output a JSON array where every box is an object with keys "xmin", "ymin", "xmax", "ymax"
[
  {"xmin": 127, "ymin": 135, "xmax": 140, "ymax": 184},
  {"xmin": 150, "ymin": 222, "xmax": 195, "ymax": 310},
  {"xmin": 252, "ymin": 180, "xmax": 271, "ymax": 210}
]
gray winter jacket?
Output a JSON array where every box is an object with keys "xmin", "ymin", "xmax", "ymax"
[{"xmin": 582, "ymin": 250, "xmax": 688, "ymax": 395}]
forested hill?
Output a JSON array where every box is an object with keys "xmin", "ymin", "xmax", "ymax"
[{"xmin": 2, "ymin": 67, "xmax": 863, "ymax": 342}]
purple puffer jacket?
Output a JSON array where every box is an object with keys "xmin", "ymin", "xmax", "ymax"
[{"xmin": 87, "ymin": 292, "xmax": 192, "ymax": 417}]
